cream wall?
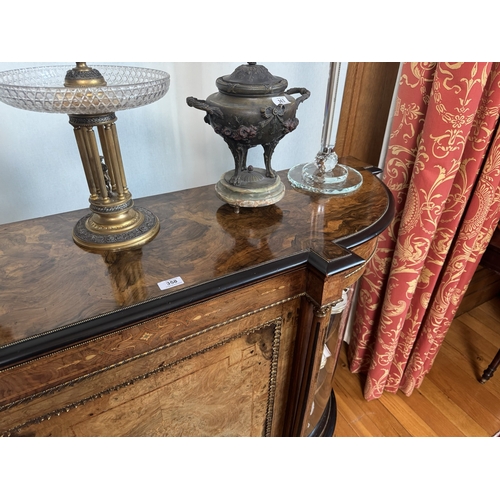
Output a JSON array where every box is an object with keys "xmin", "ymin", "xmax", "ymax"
[{"xmin": 0, "ymin": 62, "xmax": 345, "ymax": 224}]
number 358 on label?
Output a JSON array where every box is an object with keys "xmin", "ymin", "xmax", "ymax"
[{"xmin": 157, "ymin": 276, "xmax": 185, "ymax": 290}]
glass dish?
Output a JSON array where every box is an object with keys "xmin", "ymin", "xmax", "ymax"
[{"xmin": 0, "ymin": 65, "xmax": 170, "ymax": 114}]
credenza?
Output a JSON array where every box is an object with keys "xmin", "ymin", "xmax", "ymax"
[{"xmin": 0, "ymin": 157, "xmax": 393, "ymax": 436}]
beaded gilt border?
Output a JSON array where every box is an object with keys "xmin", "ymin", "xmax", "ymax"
[
  {"xmin": 0, "ymin": 284, "xmax": 357, "ymax": 437},
  {"xmin": 0, "ymin": 298, "xmax": 291, "ymax": 437}
]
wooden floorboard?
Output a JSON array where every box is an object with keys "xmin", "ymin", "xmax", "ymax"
[
  {"xmin": 334, "ymin": 354, "xmax": 411, "ymax": 437},
  {"xmin": 416, "ymin": 378, "xmax": 484, "ymax": 436},
  {"xmin": 333, "ymin": 295, "xmax": 500, "ymax": 437}
]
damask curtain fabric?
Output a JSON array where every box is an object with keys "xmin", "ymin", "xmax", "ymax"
[{"xmin": 348, "ymin": 62, "xmax": 500, "ymax": 401}]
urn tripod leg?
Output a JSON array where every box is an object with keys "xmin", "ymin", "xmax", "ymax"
[
  {"xmin": 263, "ymin": 140, "xmax": 278, "ymax": 179},
  {"xmin": 224, "ymin": 138, "xmax": 249, "ymax": 186}
]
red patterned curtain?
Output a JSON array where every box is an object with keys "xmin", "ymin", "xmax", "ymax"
[{"xmin": 348, "ymin": 62, "xmax": 500, "ymax": 400}]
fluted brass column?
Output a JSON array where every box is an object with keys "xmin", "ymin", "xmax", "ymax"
[{"xmin": 70, "ymin": 113, "xmax": 159, "ymax": 251}]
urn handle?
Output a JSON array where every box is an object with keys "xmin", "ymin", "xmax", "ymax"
[
  {"xmin": 285, "ymin": 87, "xmax": 311, "ymax": 107},
  {"xmin": 186, "ymin": 96, "xmax": 224, "ymax": 119}
]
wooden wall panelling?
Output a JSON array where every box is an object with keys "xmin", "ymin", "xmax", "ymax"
[
  {"xmin": 336, "ymin": 62, "xmax": 401, "ymax": 167},
  {"xmin": 456, "ymin": 266, "xmax": 500, "ymax": 316}
]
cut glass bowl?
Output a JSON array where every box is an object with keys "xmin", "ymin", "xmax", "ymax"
[{"xmin": 0, "ymin": 65, "xmax": 170, "ymax": 114}]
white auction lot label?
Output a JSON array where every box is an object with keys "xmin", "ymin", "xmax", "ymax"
[
  {"xmin": 157, "ymin": 276, "xmax": 184, "ymax": 290},
  {"xmin": 272, "ymin": 96, "xmax": 290, "ymax": 105}
]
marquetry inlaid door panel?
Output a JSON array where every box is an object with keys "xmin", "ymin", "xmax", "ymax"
[{"xmin": 1, "ymin": 296, "xmax": 299, "ymax": 437}]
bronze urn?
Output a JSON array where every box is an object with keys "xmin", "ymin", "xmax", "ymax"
[{"xmin": 187, "ymin": 62, "xmax": 310, "ymax": 211}]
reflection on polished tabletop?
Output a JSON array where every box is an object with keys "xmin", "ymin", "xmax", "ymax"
[{"xmin": 0, "ymin": 158, "xmax": 392, "ymax": 360}]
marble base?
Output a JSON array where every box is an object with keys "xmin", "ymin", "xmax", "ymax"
[{"xmin": 215, "ymin": 168, "xmax": 285, "ymax": 212}]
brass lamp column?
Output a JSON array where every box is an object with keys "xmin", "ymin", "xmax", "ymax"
[{"xmin": 65, "ymin": 63, "xmax": 159, "ymax": 251}]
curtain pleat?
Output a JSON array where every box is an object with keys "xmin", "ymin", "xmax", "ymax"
[
  {"xmin": 405, "ymin": 123, "xmax": 500, "ymax": 393},
  {"xmin": 347, "ymin": 63, "xmax": 437, "ymax": 374},
  {"xmin": 347, "ymin": 62, "xmax": 500, "ymax": 400}
]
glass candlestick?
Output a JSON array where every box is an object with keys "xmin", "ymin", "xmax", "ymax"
[{"xmin": 288, "ymin": 62, "xmax": 363, "ymax": 195}]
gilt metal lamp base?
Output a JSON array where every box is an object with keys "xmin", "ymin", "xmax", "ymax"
[{"xmin": 73, "ymin": 206, "xmax": 160, "ymax": 252}]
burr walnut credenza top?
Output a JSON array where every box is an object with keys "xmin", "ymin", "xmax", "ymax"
[{"xmin": 0, "ymin": 158, "xmax": 393, "ymax": 368}]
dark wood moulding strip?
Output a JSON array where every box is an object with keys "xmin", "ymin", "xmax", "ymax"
[
  {"xmin": 334, "ymin": 176, "xmax": 395, "ymax": 250},
  {"xmin": 0, "ymin": 245, "xmax": 360, "ymax": 369},
  {"xmin": 307, "ymin": 391, "xmax": 337, "ymax": 437}
]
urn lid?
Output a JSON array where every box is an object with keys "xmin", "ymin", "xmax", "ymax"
[{"xmin": 216, "ymin": 62, "xmax": 288, "ymax": 97}]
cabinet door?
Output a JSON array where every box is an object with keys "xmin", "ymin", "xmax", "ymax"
[{"xmin": 0, "ymin": 277, "xmax": 302, "ymax": 437}]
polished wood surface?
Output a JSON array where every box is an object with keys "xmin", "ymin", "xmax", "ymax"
[
  {"xmin": 0, "ymin": 157, "xmax": 392, "ymax": 366},
  {"xmin": 333, "ymin": 295, "xmax": 500, "ymax": 436},
  {"xmin": 0, "ymin": 269, "xmax": 303, "ymax": 409},
  {"xmin": 0, "ymin": 157, "xmax": 393, "ymax": 436}
]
